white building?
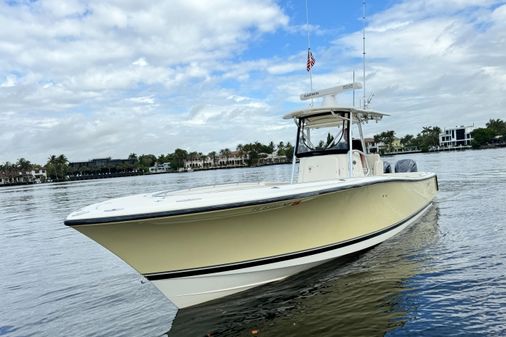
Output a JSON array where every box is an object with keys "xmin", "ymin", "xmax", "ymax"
[
  {"xmin": 31, "ymin": 168, "xmax": 47, "ymax": 183},
  {"xmin": 439, "ymin": 125, "xmax": 475, "ymax": 147},
  {"xmin": 183, "ymin": 151, "xmax": 248, "ymax": 171},
  {"xmin": 184, "ymin": 157, "xmax": 214, "ymax": 170},
  {"xmin": 216, "ymin": 151, "xmax": 248, "ymax": 167},
  {"xmin": 258, "ymin": 152, "xmax": 288, "ymax": 165},
  {"xmin": 149, "ymin": 162, "xmax": 172, "ymax": 174},
  {"xmin": 0, "ymin": 168, "xmax": 47, "ymax": 185}
]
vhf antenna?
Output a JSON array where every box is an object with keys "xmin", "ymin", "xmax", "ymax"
[{"xmin": 362, "ymin": 0, "xmax": 366, "ymax": 109}]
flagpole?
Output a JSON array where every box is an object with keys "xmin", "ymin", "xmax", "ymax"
[{"xmin": 305, "ymin": 0, "xmax": 314, "ymax": 106}]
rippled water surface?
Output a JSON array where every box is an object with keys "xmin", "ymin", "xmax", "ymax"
[{"xmin": 1, "ymin": 149, "xmax": 506, "ymax": 336}]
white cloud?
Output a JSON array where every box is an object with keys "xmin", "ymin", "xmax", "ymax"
[
  {"xmin": 335, "ymin": 1, "xmax": 506, "ymax": 136},
  {"xmin": 267, "ymin": 63, "xmax": 301, "ymax": 75},
  {"xmin": 0, "ymin": 75, "xmax": 17, "ymax": 87},
  {"xmin": 0, "ymin": 0, "xmax": 289, "ymax": 163},
  {"xmin": 1, "ymin": 0, "xmax": 506, "ymax": 165}
]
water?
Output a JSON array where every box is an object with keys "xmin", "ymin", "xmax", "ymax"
[{"xmin": 1, "ymin": 149, "xmax": 505, "ymax": 336}]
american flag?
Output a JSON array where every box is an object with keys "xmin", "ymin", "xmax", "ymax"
[{"xmin": 306, "ymin": 49, "xmax": 315, "ymax": 72}]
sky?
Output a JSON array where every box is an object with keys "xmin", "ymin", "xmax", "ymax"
[{"xmin": 1, "ymin": 0, "xmax": 506, "ymax": 164}]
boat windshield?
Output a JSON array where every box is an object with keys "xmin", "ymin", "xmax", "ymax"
[{"xmin": 296, "ymin": 114, "xmax": 350, "ymax": 157}]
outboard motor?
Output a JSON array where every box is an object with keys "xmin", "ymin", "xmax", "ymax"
[
  {"xmin": 395, "ymin": 159, "xmax": 418, "ymax": 173},
  {"xmin": 383, "ymin": 161, "xmax": 392, "ymax": 173}
]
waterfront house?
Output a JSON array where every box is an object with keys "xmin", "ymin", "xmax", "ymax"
[
  {"xmin": 31, "ymin": 168, "xmax": 47, "ymax": 183},
  {"xmin": 216, "ymin": 151, "xmax": 248, "ymax": 167},
  {"xmin": 439, "ymin": 125, "xmax": 475, "ymax": 148},
  {"xmin": 0, "ymin": 168, "xmax": 46, "ymax": 186},
  {"xmin": 182, "ymin": 151, "xmax": 248, "ymax": 171},
  {"xmin": 149, "ymin": 162, "xmax": 172, "ymax": 174},
  {"xmin": 184, "ymin": 156, "xmax": 214, "ymax": 170},
  {"xmin": 68, "ymin": 157, "xmax": 138, "ymax": 177},
  {"xmin": 364, "ymin": 138, "xmax": 378, "ymax": 153},
  {"xmin": 258, "ymin": 152, "xmax": 288, "ymax": 165}
]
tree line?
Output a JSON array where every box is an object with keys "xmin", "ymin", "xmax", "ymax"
[
  {"xmin": 128, "ymin": 141, "xmax": 294, "ymax": 171},
  {"xmin": 1, "ymin": 141, "xmax": 294, "ymax": 181},
  {"xmin": 0, "ymin": 158, "xmax": 45, "ymax": 181},
  {"xmin": 471, "ymin": 119, "xmax": 506, "ymax": 148},
  {"xmin": 373, "ymin": 119, "xmax": 506, "ymax": 153},
  {"xmin": 373, "ymin": 126, "xmax": 442, "ymax": 153},
  {"xmin": 4, "ymin": 120, "xmax": 504, "ymax": 182}
]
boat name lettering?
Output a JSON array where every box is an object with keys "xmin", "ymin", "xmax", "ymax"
[{"xmin": 302, "ymin": 91, "xmax": 320, "ymax": 99}]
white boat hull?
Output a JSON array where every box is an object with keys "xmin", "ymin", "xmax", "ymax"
[
  {"xmin": 150, "ymin": 202, "xmax": 432, "ymax": 308},
  {"xmin": 66, "ymin": 173, "xmax": 438, "ymax": 309}
]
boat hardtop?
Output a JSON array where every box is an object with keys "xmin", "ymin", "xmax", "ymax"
[{"xmin": 283, "ymin": 105, "xmax": 388, "ymax": 122}]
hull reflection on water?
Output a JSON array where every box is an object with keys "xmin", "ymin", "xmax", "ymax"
[{"xmin": 167, "ymin": 206, "xmax": 440, "ymax": 337}]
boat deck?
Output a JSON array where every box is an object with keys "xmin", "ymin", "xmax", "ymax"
[{"xmin": 65, "ymin": 172, "xmax": 435, "ymax": 225}]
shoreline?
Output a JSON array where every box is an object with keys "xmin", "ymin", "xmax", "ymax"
[
  {"xmin": 0, "ymin": 162, "xmax": 292, "ymax": 188},
  {"xmin": 2, "ymin": 145, "xmax": 505, "ymax": 188}
]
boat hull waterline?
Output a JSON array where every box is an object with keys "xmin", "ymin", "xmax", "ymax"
[{"xmin": 65, "ymin": 173, "xmax": 437, "ymax": 308}]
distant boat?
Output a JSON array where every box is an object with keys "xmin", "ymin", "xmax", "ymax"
[{"xmin": 65, "ymin": 83, "xmax": 438, "ymax": 308}]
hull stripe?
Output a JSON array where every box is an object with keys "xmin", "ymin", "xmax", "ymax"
[{"xmin": 144, "ymin": 202, "xmax": 432, "ymax": 280}]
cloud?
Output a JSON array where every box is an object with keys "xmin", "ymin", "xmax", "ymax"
[
  {"xmin": 1, "ymin": 0, "xmax": 506, "ymax": 165},
  {"xmin": 0, "ymin": 0, "xmax": 289, "ymax": 163},
  {"xmin": 335, "ymin": 0, "xmax": 506, "ymax": 136}
]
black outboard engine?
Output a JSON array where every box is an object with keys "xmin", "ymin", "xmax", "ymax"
[
  {"xmin": 383, "ymin": 161, "xmax": 392, "ymax": 173},
  {"xmin": 395, "ymin": 159, "xmax": 418, "ymax": 173}
]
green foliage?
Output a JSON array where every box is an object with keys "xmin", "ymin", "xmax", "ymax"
[
  {"xmin": 416, "ymin": 126, "xmax": 441, "ymax": 152},
  {"xmin": 400, "ymin": 134, "xmax": 415, "ymax": 147},
  {"xmin": 374, "ymin": 130, "xmax": 396, "ymax": 152},
  {"xmin": 268, "ymin": 141, "xmax": 275, "ymax": 153},
  {"xmin": 470, "ymin": 119, "xmax": 506, "ymax": 148},
  {"xmin": 138, "ymin": 154, "xmax": 157, "ymax": 171},
  {"xmin": 0, "ymin": 160, "xmax": 41, "ymax": 183},
  {"xmin": 471, "ymin": 128, "xmax": 495, "ymax": 148},
  {"xmin": 171, "ymin": 148, "xmax": 188, "ymax": 170},
  {"xmin": 46, "ymin": 154, "xmax": 69, "ymax": 180},
  {"xmin": 376, "ymin": 126, "xmax": 441, "ymax": 153},
  {"xmin": 2, "ymin": 139, "xmax": 297, "ymax": 182},
  {"xmin": 485, "ymin": 119, "xmax": 506, "ymax": 136},
  {"xmin": 285, "ymin": 142, "xmax": 294, "ymax": 160}
]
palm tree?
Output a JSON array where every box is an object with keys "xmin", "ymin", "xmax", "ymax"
[
  {"xmin": 16, "ymin": 158, "xmax": 32, "ymax": 172},
  {"xmin": 374, "ymin": 131, "xmax": 396, "ymax": 152},
  {"xmin": 57, "ymin": 154, "xmax": 69, "ymax": 180},
  {"xmin": 46, "ymin": 155, "xmax": 58, "ymax": 180},
  {"xmin": 219, "ymin": 148, "xmax": 232, "ymax": 166},
  {"xmin": 208, "ymin": 151, "xmax": 217, "ymax": 167},
  {"xmin": 173, "ymin": 148, "xmax": 188, "ymax": 169},
  {"xmin": 268, "ymin": 141, "xmax": 275, "ymax": 153},
  {"xmin": 1, "ymin": 161, "xmax": 17, "ymax": 183},
  {"xmin": 486, "ymin": 119, "xmax": 506, "ymax": 136},
  {"xmin": 400, "ymin": 134, "xmax": 414, "ymax": 147}
]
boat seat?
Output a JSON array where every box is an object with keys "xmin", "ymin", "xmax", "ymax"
[
  {"xmin": 365, "ymin": 153, "xmax": 383, "ymax": 175},
  {"xmin": 352, "ymin": 139, "xmax": 364, "ymax": 152}
]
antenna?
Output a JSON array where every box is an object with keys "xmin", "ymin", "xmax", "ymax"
[
  {"xmin": 362, "ymin": 0, "xmax": 366, "ymax": 109},
  {"xmin": 367, "ymin": 93, "xmax": 374, "ymax": 106}
]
